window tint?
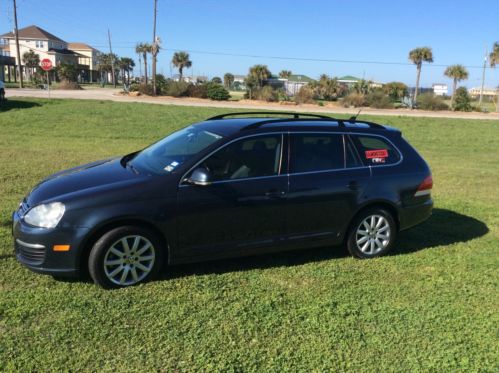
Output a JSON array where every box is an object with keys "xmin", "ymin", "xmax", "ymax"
[
  {"xmin": 345, "ymin": 137, "xmax": 361, "ymax": 168},
  {"xmin": 351, "ymin": 135, "xmax": 400, "ymax": 165},
  {"xmin": 200, "ymin": 135, "xmax": 282, "ymax": 181},
  {"xmin": 290, "ymin": 134, "xmax": 344, "ymax": 173}
]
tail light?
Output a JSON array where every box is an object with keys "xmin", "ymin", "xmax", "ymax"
[{"xmin": 415, "ymin": 175, "xmax": 433, "ymax": 197}]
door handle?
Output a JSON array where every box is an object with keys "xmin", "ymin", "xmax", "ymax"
[
  {"xmin": 265, "ymin": 190, "xmax": 285, "ymax": 198},
  {"xmin": 347, "ymin": 181, "xmax": 359, "ymax": 190}
]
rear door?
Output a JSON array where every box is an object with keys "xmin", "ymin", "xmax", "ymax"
[{"xmin": 285, "ymin": 132, "xmax": 370, "ymax": 245}]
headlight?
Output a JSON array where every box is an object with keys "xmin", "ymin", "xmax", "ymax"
[{"xmin": 24, "ymin": 202, "xmax": 65, "ymax": 228}]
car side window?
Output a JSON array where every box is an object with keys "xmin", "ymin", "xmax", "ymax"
[
  {"xmin": 345, "ymin": 136, "xmax": 362, "ymax": 168},
  {"xmin": 289, "ymin": 134, "xmax": 344, "ymax": 173},
  {"xmin": 351, "ymin": 135, "xmax": 400, "ymax": 165},
  {"xmin": 199, "ymin": 135, "xmax": 282, "ymax": 182}
]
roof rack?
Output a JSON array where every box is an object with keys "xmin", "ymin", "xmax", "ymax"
[
  {"xmin": 240, "ymin": 117, "xmax": 385, "ymax": 131},
  {"xmin": 206, "ymin": 112, "xmax": 332, "ymax": 120}
]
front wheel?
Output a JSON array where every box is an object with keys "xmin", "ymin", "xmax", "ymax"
[
  {"xmin": 346, "ymin": 208, "xmax": 397, "ymax": 259},
  {"xmin": 88, "ymin": 226, "xmax": 165, "ymax": 289}
]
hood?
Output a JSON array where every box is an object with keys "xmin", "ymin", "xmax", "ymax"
[{"xmin": 27, "ymin": 157, "xmax": 148, "ymax": 206}]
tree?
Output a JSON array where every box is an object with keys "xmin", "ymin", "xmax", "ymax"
[
  {"xmin": 135, "ymin": 43, "xmax": 152, "ymax": 84},
  {"xmin": 223, "ymin": 73, "xmax": 234, "ymax": 89},
  {"xmin": 22, "ymin": 50, "xmax": 40, "ymax": 81},
  {"xmin": 244, "ymin": 75, "xmax": 259, "ymax": 100},
  {"xmin": 56, "ymin": 62, "xmax": 77, "ymax": 82},
  {"xmin": 409, "ymin": 47, "xmax": 434, "ymax": 102},
  {"xmin": 383, "ymin": 81, "xmax": 408, "ymax": 101},
  {"xmin": 490, "ymin": 42, "xmax": 499, "ymax": 112},
  {"xmin": 352, "ymin": 79, "xmax": 372, "ymax": 95},
  {"xmin": 249, "ymin": 64, "xmax": 271, "ymax": 88},
  {"xmin": 310, "ymin": 75, "xmax": 344, "ymax": 100},
  {"xmin": 211, "ymin": 76, "xmax": 222, "ymax": 84},
  {"xmin": 453, "ymin": 87, "xmax": 472, "ymax": 111},
  {"xmin": 96, "ymin": 53, "xmax": 119, "ymax": 85},
  {"xmin": 119, "ymin": 57, "xmax": 135, "ymax": 85},
  {"xmin": 172, "ymin": 51, "xmax": 192, "ymax": 81},
  {"xmin": 279, "ymin": 70, "xmax": 292, "ymax": 79},
  {"xmin": 444, "ymin": 64, "xmax": 469, "ymax": 105}
]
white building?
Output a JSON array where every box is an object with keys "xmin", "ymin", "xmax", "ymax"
[
  {"xmin": 432, "ymin": 84, "xmax": 448, "ymax": 96},
  {"xmin": 468, "ymin": 87, "xmax": 497, "ymax": 98}
]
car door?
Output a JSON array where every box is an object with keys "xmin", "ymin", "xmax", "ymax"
[
  {"xmin": 285, "ymin": 132, "xmax": 370, "ymax": 246},
  {"xmin": 175, "ymin": 133, "xmax": 288, "ymax": 260}
]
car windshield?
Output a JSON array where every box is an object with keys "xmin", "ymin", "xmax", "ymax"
[{"xmin": 129, "ymin": 126, "xmax": 224, "ymax": 174}]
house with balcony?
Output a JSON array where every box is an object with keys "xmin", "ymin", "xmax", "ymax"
[{"xmin": 0, "ymin": 25, "xmax": 101, "ymax": 82}]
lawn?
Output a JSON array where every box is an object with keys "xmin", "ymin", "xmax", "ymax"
[{"xmin": 0, "ymin": 98, "xmax": 498, "ymax": 371}]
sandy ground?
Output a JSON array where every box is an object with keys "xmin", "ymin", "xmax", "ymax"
[{"xmin": 5, "ymin": 88, "xmax": 499, "ymax": 121}]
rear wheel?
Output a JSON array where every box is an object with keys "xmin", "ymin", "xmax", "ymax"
[
  {"xmin": 88, "ymin": 226, "xmax": 164, "ymax": 289},
  {"xmin": 347, "ymin": 208, "xmax": 396, "ymax": 259}
]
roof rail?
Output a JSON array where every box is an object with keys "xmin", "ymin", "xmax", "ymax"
[
  {"xmin": 240, "ymin": 117, "xmax": 385, "ymax": 131},
  {"xmin": 206, "ymin": 111, "xmax": 332, "ymax": 120}
]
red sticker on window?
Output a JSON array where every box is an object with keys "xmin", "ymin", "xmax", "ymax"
[{"xmin": 365, "ymin": 149, "xmax": 388, "ymax": 159}]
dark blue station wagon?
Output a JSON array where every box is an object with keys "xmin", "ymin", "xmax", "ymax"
[{"xmin": 13, "ymin": 112, "xmax": 433, "ymax": 288}]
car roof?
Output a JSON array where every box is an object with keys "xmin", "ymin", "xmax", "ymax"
[{"xmin": 193, "ymin": 113, "xmax": 401, "ymax": 137}]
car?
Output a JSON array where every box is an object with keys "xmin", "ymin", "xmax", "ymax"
[{"xmin": 12, "ymin": 112, "xmax": 433, "ymax": 288}]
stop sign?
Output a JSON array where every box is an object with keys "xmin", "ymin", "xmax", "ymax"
[{"xmin": 40, "ymin": 59, "xmax": 53, "ymax": 71}]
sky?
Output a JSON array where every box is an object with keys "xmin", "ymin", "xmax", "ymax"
[{"xmin": 1, "ymin": 0, "xmax": 498, "ymax": 88}]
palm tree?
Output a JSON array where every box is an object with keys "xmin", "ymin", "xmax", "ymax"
[
  {"xmin": 223, "ymin": 73, "xmax": 234, "ymax": 89},
  {"xmin": 279, "ymin": 70, "xmax": 292, "ymax": 79},
  {"xmin": 22, "ymin": 50, "xmax": 40, "ymax": 81},
  {"xmin": 249, "ymin": 65, "xmax": 271, "ymax": 88},
  {"xmin": 135, "ymin": 43, "xmax": 152, "ymax": 84},
  {"xmin": 444, "ymin": 64, "xmax": 469, "ymax": 105},
  {"xmin": 119, "ymin": 57, "xmax": 135, "ymax": 85},
  {"xmin": 409, "ymin": 47, "xmax": 434, "ymax": 102},
  {"xmin": 490, "ymin": 42, "xmax": 499, "ymax": 112},
  {"xmin": 172, "ymin": 51, "xmax": 192, "ymax": 81}
]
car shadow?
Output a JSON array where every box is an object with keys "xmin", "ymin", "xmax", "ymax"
[
  {"xmin": 163, "ymin": 208, "xmax": 489, "ymax": 280},
  {"xmin": 0, "ymin": 99, "xmax": 42, "ymax": 112}
]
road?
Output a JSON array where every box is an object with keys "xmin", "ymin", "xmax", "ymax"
[{"xmin": 5, "ymin": 88, "xmax": 499, "ymax": 120}]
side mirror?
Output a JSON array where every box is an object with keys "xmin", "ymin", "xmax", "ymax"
[{"xmin": 185, "ymin": 167, "xmax": 212, "ymax": 186}]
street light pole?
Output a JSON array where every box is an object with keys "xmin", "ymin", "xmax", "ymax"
[{"xmin": 479, "ymin": 47, "xmax": 487, "ymax": 106}]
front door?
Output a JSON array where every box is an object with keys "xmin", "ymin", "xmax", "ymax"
[{"xmin": 176, "ymin": 133, "xmax": 288, "ymax": 260}]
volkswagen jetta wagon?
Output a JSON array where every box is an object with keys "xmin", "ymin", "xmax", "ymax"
[{"xmin": 13, "ymin": 112, "xmax": 433, "ymax": 288}]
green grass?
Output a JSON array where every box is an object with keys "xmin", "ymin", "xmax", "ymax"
[{"xmin": 0, "ymin": 98, "xmax": 498, "ymax": 371}]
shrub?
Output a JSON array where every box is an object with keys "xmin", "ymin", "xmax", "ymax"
[
  {"xmin": 206, "ymin": 83, "xmax": 230, "ymax": 101},
  {"xmin": 453, "ymin": 87, "xmax": 472, "ymax": 112},
  {"xmin": 383, "ymin": 81, "xmax": 408, "ymax": 101},
  {"xmin": 366, "ymin": 91, "xmax": 393, "ymax": 109},
  {"xmin": 166, "ymin": 81, "xmax": 190, "ymax": 97},
  {"xmin": 416, "ymin": 93, "xmax": 448, "ymax": 110},
  {"xmin": 155, "ymin": 74, "xmax": 170, "ymax": 94},
  {"xmin": 342, "ymin": 93, "xmax": 366, "ymax": 107},
  {"xmin": 130, "ymin": 83, "xmax": 154, "ymax": 95},
  {"xmin": 276, "ymin": 88, "xmax": 291, "ymax": 102},
  {"xmin": 294, "ymin": 86, "xmax": 315, "ymax": 104},
  {"xmin": 255, "ymin": 86, "xmax": 278, "ymax": 102},
  {"xmin": 187, "ymin": 83, "xmax": 208, "ymax": 99}
]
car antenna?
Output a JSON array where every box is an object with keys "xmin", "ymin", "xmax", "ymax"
[{"xmin": 349, "ymin": 108, "xmax": 362, "ymax": 121}]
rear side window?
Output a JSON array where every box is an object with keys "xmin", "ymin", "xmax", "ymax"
[
  {"xmin": 351, "ymin": 135, "xmax": 401, "ymax": 165},
  {"xmin": 290, "ymin": 134, "xmax": 344, "ymax": 173}
]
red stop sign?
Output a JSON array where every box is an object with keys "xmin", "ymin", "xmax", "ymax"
[{"xmin": 40, "ymin": 59, "xmax": 53, "ymax": 71}]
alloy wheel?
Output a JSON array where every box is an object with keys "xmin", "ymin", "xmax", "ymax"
[
  {"xmin": 103, "ymin": 235, "xmax": 156, "ymax": 286},
  {"xmin": 355, "ymin": 215, "xmax": 391, "ymax": 255}
]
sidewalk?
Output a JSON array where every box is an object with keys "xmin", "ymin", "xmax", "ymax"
[{"xmin": 6, "ymin": 88, "xmax": 499, "ymax": 121}]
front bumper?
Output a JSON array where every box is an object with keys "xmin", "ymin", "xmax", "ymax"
[{"xmin": 12, "ymin": 210, "xmax": 89, "ymax": 277}]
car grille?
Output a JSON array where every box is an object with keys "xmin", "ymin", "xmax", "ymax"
[{"xmin": 16, "ymin": 240, "xmax": 46, "ymax": 265}]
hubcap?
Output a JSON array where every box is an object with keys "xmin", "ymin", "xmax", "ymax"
[
  {"xmin": 103, "ymin": 235, "xmax": 155, "ymax": 286},
  {"xmin": 355, "ymin": 215, "xmax": 391, "ymax": 255}
]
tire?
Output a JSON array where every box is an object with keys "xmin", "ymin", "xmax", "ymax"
[
  {"xmin": 346, "ymin": 208, "xmax": 397, "ymax": 259},
  {"xmin": 88, "ymin": 226, "xmax": 165, "ymax": 289}
]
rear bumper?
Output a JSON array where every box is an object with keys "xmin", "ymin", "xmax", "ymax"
[
  {"xmin": 12, "ymin": 210, "xmax": 89, "ymax": 278},
  {"xmin": 399, "ymin": 198, "xmax": 433, "ymax": 231}
]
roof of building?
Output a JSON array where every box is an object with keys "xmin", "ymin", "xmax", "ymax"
[
  {"xmin": 338, "ymin": 75, "xmax": 360, "ymax": 82},
  {"xmin": 67, "ymin": 42, "xmax": 94, "ymax": 50},
  {"xmin": 287, "ymin": 74, "xmax": 314, "ymax": 83},
  {"xmin": 432, "ymin": 83, "xmax": 448, "ymax": 87},
  {"xmin": 0, "ymin": 25, "xmax": 65, "ymax": 43}
]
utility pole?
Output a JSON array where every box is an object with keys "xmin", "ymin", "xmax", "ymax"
[
  {"xmin": 13, "ymin": 0, "xmax": 23, "ymax": 88},
  {"xmin": 479, "ymin": 47, "xmax": 487, "ymax": 106},
  {"xmin": 107, "ymin": 29, "xmax": 116, "ymax": 88},
  {"xmin": 152, "ymin": 0, "xmax": 158, "ymax": 95}
]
